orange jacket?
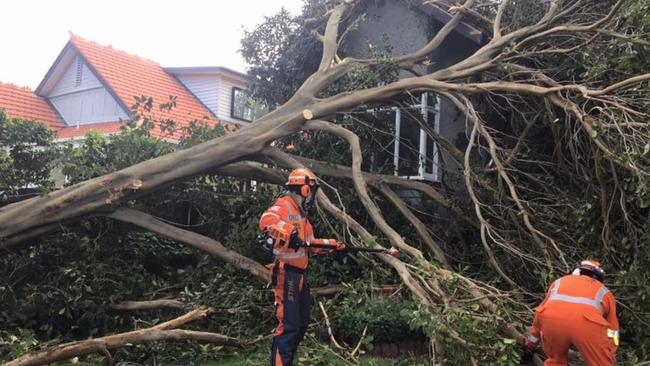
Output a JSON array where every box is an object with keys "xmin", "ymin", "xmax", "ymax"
[
  {"xmin": 528, "ymin": 274, "xmax": 619, "ymax": 346},
  {"xmin": 259, "ymin": 195, "xmax": 337, "ymax": 270}
]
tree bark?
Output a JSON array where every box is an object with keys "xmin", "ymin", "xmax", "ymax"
[{"xmin": 110, "ymin": 299, "xmax": 185, "ymax": 311}]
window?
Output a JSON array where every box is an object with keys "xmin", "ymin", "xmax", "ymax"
[
  {"xmin": 231, "ymin": 87, "xmax": 266, "ymax": 122},
  {"xmin": 393, "ymin": 92, "xmax": 440, "ymax": 182}
]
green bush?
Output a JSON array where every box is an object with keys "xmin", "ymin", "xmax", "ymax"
[{"xmin": 329, "ymin": 285, "xmax": 425, "ymax": 345}]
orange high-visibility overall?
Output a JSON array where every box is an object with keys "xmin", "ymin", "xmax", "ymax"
[
  {"xmin": 259, "ymin": 195, "xmax": 338, "ymax": 366},
  {"xmin": 527, "ymin": 274, "xmax": 619, "ymax": 366}
]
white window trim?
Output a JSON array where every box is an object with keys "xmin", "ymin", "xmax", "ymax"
[{"xmin": 394, "ymin": 93, "xmax": 440, "ymax": 182}]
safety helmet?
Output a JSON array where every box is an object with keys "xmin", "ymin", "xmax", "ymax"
[
  {"xmin": 286, "ymin": 168, "xmax": 319, "ymax": 198},
  {"xmin": 574, "ymin": 260, "xmax": 606, "ymax": 282}
]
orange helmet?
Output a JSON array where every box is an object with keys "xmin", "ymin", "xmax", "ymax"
[{"xmin": 286, "ymin": 168, "xmax": 318, "ymax": 198}]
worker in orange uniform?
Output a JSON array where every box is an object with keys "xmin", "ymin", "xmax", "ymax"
[
  {"xmin": 524, "ymin": 260, "xmax": 619, "ymax": 366},
  {"xmin": 259, "ymin": 168, "xmax": 347, "ymax": 366}
]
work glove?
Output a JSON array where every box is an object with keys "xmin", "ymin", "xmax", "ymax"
[
  {"xmin": 288, "ymin": 230, "xmax": 304, "ymax": 251},
  {"xmin": 520, "ymin": 344, "xmax": 534, "ymax": 365},
  {"xmin": 257, "ymin": 229, "xmax": 274, "ymax": 254},
  {"xmin": 335, "ymin": 241, "xmax": 348, "ymax": 253},
  {"xmin": 267, "ymin": 223, "xmax": 292, "ymax": 247}
]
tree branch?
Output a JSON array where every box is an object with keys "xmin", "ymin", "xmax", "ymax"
[
  {"xmin": 5, "ymin": 308, "xmax": 242, "ymax": 366},
  {"xmin": 393, "ymin": 0, "xmax": 476, "ymax": 67},
  {"xmin": 257, "ymin": 149, "xmax": 479, "ymax": 229},
  {"xmin": 105, "ymin": 208, "xmax": 268, "ymax": 281},
  {"xmin": 511, "ymin": 0, "xmax": 626, "ymax": 52},
  {"xmin": 463, "ymin": 119, "xmax": 517, "ymax": 286},
  {"xmin": 449, "ymin": 93, "xmax": 567, "ymax": 271},
  {"xmin": 304, "ymin": 119, "xmax": 424, "ymax": 260},
  {"xmin": 110, "ymin": 299, "xmax": 185, "ymax": 311},
  {"xmin": 376, "ymin": 183, "xmax": 450, "ymax": 267},
  {"xmin": 493, "ymin": 0, "xmax": 510, "ymax": 39},
  {"xmin": 318, "ymin": 0, "xmax": 353, "ymax": 71}
]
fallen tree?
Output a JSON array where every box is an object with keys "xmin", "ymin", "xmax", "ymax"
[
  {"xmin": 3, "ymin": 0, "xmax": 646, "ymax": 247},
  {"xmin": 2, "ymin": 0, "xmax": 649, "ymax": 363}
]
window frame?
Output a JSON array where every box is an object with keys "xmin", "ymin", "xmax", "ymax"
[
  {"xmin": 393, "ymin": 93, "xmax": 440, "ymax": 182},
  {"xmin": 230, "ymin": 86, "xmax": 253, "ymax": 122}
]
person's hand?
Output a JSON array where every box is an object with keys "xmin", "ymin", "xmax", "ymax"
[
  {"xmin": 335, "ymin": 241, "xmax": 348, "ymax": 253},
  {"xmin": 288, "ymin": 230, "xmax": 304, "ymax": 250},
  {"xmin": 257, "ymin": 229, "xmax": 274, "ymax": 254},
  {"xmin": 267, "ymin": 224, "xmax": 291, "ymax": 247}
]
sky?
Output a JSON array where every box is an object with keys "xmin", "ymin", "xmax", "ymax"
[{"xmin": 0, "ymin": 0, "xmax": 304, "ymax": 89}]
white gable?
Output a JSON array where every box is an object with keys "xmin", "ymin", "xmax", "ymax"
[
  {"xmin": 41, "ymin": 53, "xmax": 129, "ymax": 126},
  {"xmin": 49, "ymin": 56, "xmax": 102, "ymax": 97},
  {"xmin": 50, "ymin": 89, "xmax": 128, "ymax": 126}
]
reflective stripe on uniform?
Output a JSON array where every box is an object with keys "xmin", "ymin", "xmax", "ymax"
[
  {"xmin": 283, "ymin": 201, "xmax": 295, "ymax": 214},
  {"xmin": 282, "ymin": 201, "xmax": 305, "ymax": 220},
  {"xmin": 548, "ymin": 278, "xmax": 609, "ymax": 313},
  {"xmin": 607, "ymin": 329, "xmax": 619, "ymax": 338},
  {"xmin": 273, "ymin": 249, "xmax": 307, "ymax": 259},
  {"xmin": 527, "ymin": 334, "xmax": 540, "ymax": 344},
  {"xmin": 261, "ymin": 212, "xmax": 282, "ymax": 219}
]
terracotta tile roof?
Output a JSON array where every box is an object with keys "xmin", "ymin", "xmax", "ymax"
[
  {"xmin": 56, "ymin": 121, "xmax": 125, "ymax": 140},
  {"xmin": 0, "ymin": 82, "xmax": 127, "ymax": 140},
  {"xmin": 68, "ymin": 34, "xmax": 216, "ymax": 139},
  {"xmin": 0, "ymin": 82, "xmax": 64, "ymax": 130}
]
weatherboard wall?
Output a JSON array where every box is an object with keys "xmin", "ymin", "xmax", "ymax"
[
  {"xmin": 175, "ymin": 74, "xmax": 222, "ymax": 116},
  {"xmin": 217, "ymin": 76, "xmax": 245, "ymax": 123},
  {"xmin": 46, "ymin": 56, "xmax": 129, "ymax": 126}
]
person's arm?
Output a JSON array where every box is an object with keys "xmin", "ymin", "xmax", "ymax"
[
  {"xmin": 603, "ymin": 292, "xmax": 619, "ymax": 330},
  {"xmin": 259, "ymin": 203, "xmax": 294, "ymax": 249},
  {"xmin": 304, "ymin": 221, "xmax": 345, "ymax": 255},
  {"xmin": 526, "ymin": 282, "xmax": 555, "ymax": 349},
  {"xmin": 526, "ymin": 313, "xmax": 542, "ymax": 349}
]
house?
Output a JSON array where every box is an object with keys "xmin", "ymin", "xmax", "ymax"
[
  {"xmin": 0, "ymin": 34, "xmax": 262, "ymax": 142},
  {"xmin": 344, "ymin": 0, "xmax": 484, "ymax": 184},
  {"xmin": 2, "ymin": 0, "xmax": 482, "ymax": 184}
]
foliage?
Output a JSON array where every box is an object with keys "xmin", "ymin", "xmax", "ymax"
[
  {"xmin": 240, "ymin": 6, "xmax": 322, "ymax": 107},
  {"xmin": 329, "ymin": 283, "xmax": 425, "ymax": 345},
  {"xmin": 242, "ymin": 0, "xmax": 650, "ymax": 363},
  {"xmin": 200, "ymin": 342, "xmax": 431, "ymax": 366},
  {"xmin": 3, "ymin": 0, "xmax": 650, "ymax": 365},
  {"xmin": 406, "ymin": 299, "xmax": 521, "ymax": 365},
  {"xmin": 0, "ymin": 107, "xmax": 423, "ymax": 364},
  {"xmin": 0, "ymin": 104, "xmax": 266, "ymax": 364},
  {"xmin": 0, "ymin": 109, "xmax": 58, "ymax": 200}
]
